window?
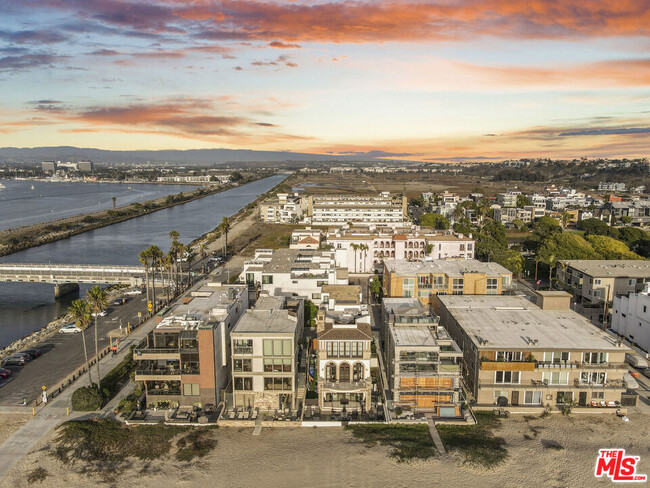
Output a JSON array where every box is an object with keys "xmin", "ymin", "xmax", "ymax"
[
  {"xmin": 433, "ymin": 276, "xmax": 445, "ymax": 288},
  {"xmin": 339, "ymin": 363, "xmax": 351, "ymax": 382},
  {"xmin": 591, "ymin": 391, "xmax": 605, "ymax": 400},
  {"xmin": 325, "ymin": 362, "xmax": 337, "ymax": 381},
  {"xmin": 495, "ymin": 371, "xmax": 520, "ymax": 384},
  {"xmin": 459, "ymin": 244, "xmax": 465, "ymax": 251},
  {"xmin": 233, "ymin": 339, "xmax": 253, "ymax": 354},
  {"xmin": 263, "ymin": 339, "xmax": 292, "ymax": 356},
  {"xmin": 644, "ymin": 305, "xmax": 647, "ymax": 313},
  {"xmin": 486, "ymin": 278, "xmax": 498, "ymax": 295},
  {"xmin": 581, "ymin": 372, "xmax": 606, "ymax": 385},
  {"xmin": 353, "ymin": 363, "xmax": 365, "ymax": 381},
  {"xmin": 418, "ymin": 275, "xmax": 432, "ymax": 288},
  {"xmin": 493, "ymin": 390, "xmax": 508, "ymax": 399},
  {"xmin": 502, "ymin": 275, "xmax": 511, "ymax": 286},
  {"xmin": 245, "ymin": 273, "xmax": 255, "ymax": 284},
  {"xmin": 264, "ymin": 377, "xmax": 292, "ymax": 391},
  {"xmin": 583, "ymin": 352, "xmax": 607, "ymax": 364},
  {"xmin": 234, "ymin": 359, "xmax": 252, "ymax": 372},
  {"xmin": 543, "ymin": 352, "xmax": 570, "ymax": 363},
  {"xmin": 524, "ymin": 391, "xmax": 542, "ymax": 405},
  {"xmin": 234, "ymin": 377, "xmax": 253, "ymax": 391},
  {"xmin": 418, "ymin": 290, "xmax": 432, "ymax": 297},
  {"xmin": 403, "ymin": 278, "xmax": 414, "ymax": 298},
  {"xmin": 556, "ymin": 391, "xmax": 573, "ymax": 404},
  {"xmin": 497, "ymin": 351, "xmax": 523, "ymax": 362},
  {"xmin": 628, "ymin": 279, "xmax": 636, "ymax": 286},
  {"xmin": 263, "ymin": 358, "xmax": 291, "ymax": 372},
  {"xmin": 593, "ymin": 290, "xmax": 601, "ymax": 298},
  {"xmin": 262, "ymin": 275, "xmax": 273, "ymax": 284},
  {"xmin": 182, "ymin": 383, "xmax": 200, "ymax": 396},
  {"xmin": 351, "ymin": 342, "xmax": 363, "ymax": 358},
  {"xmin": 594, "ymin": 278, "xmax": 602, "ymax": 286},
  {"xmin": 544, "ymin": 371, "xmax": 569, "ymax": 385},
  {"xmin": 452, "ymin": 278, "xmax": 464, "ymax": 295}
]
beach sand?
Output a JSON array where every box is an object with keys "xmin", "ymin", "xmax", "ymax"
[{"xmin": 5, "ymin": 413, "xmax": 649, "ymax": 488}]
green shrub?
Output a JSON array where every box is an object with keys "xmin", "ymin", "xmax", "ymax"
[
  {"xmin": 346, "ymin": 424, "xmax": 436, "ymax": 462},
  {"xmin": 71, "ymin": 386, "xmax": 103, "ymax": 411},
  {"xmin": 27, "ymin": 467, "xmax": 49, "ymax": 483},
  {"xmin": 175, "ymin": 429, "xmax": 218, "ymax": 462}
]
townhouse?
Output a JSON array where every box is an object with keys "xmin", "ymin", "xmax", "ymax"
[{"xmin": 305, "ymin": 192, "xmax": 409, "ymax": 225}]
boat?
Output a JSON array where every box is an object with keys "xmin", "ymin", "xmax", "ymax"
[
  {"xmin": 30, "ymin": 184, "xmax": 35, "ymax": 190},
  {"xmin": 128, "ymin": 185, "xmax": 132, "ymax": 190}
]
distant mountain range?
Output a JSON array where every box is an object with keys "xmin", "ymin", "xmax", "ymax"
[{"xmin": 0, "ymin": 146, "xmax": 395, "ymax": 165}]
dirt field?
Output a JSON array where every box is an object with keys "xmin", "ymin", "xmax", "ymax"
[
  {"xmin": 290, "ymin": 172, "xmax": 546, "ymax": 199},
  {"xmin": 6, "ymin": 413, "xmax": 649, "ymax": 487}
]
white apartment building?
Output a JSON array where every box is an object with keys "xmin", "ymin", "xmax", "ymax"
[
  {"xmin": 326, "ymin": 228, "xmax": 474, "ymax": 273},
  {"xmin": 305, "ymin": 192, "xmax": 408, "ymax": 225},
  {"xmin": 240, "ymin": 248, "xmax": 348, "ymax": 303},
  {"xmin": 611, "ymin": 285, "xmax": 650, "ymax": 353},
  {"xmin": 259, "ymin": 193, "xmax": 305, "ymax": 223},
  {"xmin": 497, "ymin": 192, "xmax": 518, "ymax": 208}
]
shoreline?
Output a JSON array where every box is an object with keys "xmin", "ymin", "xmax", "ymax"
[{"xmin": 0, "ymin": 172, "xmax": 273, "ymax": 257}]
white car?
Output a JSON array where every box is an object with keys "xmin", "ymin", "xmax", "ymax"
[
  {"xmin": 124, "ymin": 289, "xmax": 143, "ymax": 296},
  {"xmin": 59, "ymin": 323, "xmax": 82, "ymax": 334},
  {"xmin": 91, "ymin": 310, "xmax": 108, "ymax": 317}
]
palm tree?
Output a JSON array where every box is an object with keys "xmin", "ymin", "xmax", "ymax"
[
  {"xmin": 359, "ymin": 243, "xmax": 369, "ymax": 273},
  {"xmin": 163, "ymin": 253, "xmax": 174, "ymax": 303},
  {"xmin": 561, "ymin": 211, "xmax": 571, "ymax": 228},
  {"xmin": 199, "ymin": 243, "xmax": 208, "ymax": 274},
  {"xmin": 138, "ymin": 248, "xmax": 151, "ymax": 310},
  {"xmin": 186, "ymin": 246, "xmax": 197, "ymax": 285},
  {"xmin": 452, "ymin": 206, "xmax": 465, "ymax": 223},
  {"xmin": 148, "ymin": 245, "xmax": 164, "ymax": 311},
  {"xmin": 169, "ymin": 230, "xmax": 181, "ymax": 294},
  {"xmin": 219, "ymin": 217, "xmax": 231, "ymax": 258},
  {"xmin": 68, "ymin": 299, "xmax": 94, "ymax": 386},
  {"xmin": 350, "ymin": 243, "xmax": 360, "ymax": 273},
  {"xmin": 86, "ymin": 286, "xmax": 108, "ymax": 386}
]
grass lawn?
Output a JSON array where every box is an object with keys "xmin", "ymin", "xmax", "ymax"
[
  {"xmin": 437, "ymin": 412, "xmax": 508, "ymax": 469},
  {"xmin": 345, "ymin": 424, "xmax": 436, "ymax": 462}
]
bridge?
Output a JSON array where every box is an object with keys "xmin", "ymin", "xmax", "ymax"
[{"xmin": 0, "ymin": 263, "xmax": 145, "ymax": 296}]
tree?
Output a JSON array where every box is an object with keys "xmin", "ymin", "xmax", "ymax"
[
  {"xmin": 532, "ymin": 216, "xmax": 562, "ymax": 241},
  {"xmin": 169, "ymin": 230, "xmax": 182, "ymax": 292},
  {"xmin": 68, "ymin": 299, "xmax": 94, "ymax": 386},
  {"xmin": 112, "ymin": 196, "xmax": 116, "ymax": 208},
  {"xmin": 199, "ymin": 243, "xmax": 208, "ymax": 273},
  {"xmin": 219, "ymin": 217, "xmax": 231, "ymax": 257},
  {"xmin": 231, "ymin": 171, "xmax": 243, "ymax": 182},
  {"xmin": 350, "ymin": 243, "xmax": 360, "ymax": 271},
  {"xmin": 419, "ymin": 213, "xmax": 450, "ymax": 230},
  {"xmin": 370, "ymin": 275, "xmax": 382, "ymax": 303},
  {"xmin": 86, "ymin": 286, "xmax": 107, "ymax": 386},
  {"xmin": 560, "ymin": 211, "xmax": 571, "ymax": 228},
  {"xmin": 621, "ymin": 215, "xmax": 633, "ymax": 225},
  {"xmin": 138, "ymin": 248, "xmax": 151, "ymax": 311},
  {"xmin": 576, "ymin": 218, "xmax": 619, "ymax": 238},
  {"xmin": 481, "ymin": 220, "xmax": 507, "ymax": 247},
  {"xmin": 451, "ymin": 206, "xmax": 465, "ymax": 222},
  {"xmin": 584, "ymin": 235, "xmax": 643, "ymax": 260},
  {"xmin": 148, "ymin": 245, "xmax": 164, "ymax": 310},
  {"xmin": 517, "ymin": 195, "xmax": 532, "ymax": 207},
  {"xmin": 494, "ymin": 249, "xmax": 524, "ymax": 277},
  {"xmin": 359, "ymin": 243, "xmax": 369, "ymax": 273}
]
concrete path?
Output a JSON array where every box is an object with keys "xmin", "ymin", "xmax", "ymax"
[
  {"xmin": 0, "ymin": 314, "xmax": 160, "ymax": 481},
  {"xmin": 427, "ymin": 418, "xmax": 447, "ymax": 455},
  {"xmin": 252, "ymin": 417, "xmax": 262, "ymax": 436}
]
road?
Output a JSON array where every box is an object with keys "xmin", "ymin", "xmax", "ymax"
[{"xmin": 0, "ymin": 291, "xmax": 148, "ymax": 406}]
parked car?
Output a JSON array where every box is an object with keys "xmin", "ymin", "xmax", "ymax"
[
  {"xmin": 0, "ymin": 368, "xmax": 11, "ymax": 378},
  {"xmin": 124, "ymin": 289, "xmax": 143, "ymax": 296},
  {"xmin": 2, "ymin": 354, "xmax": 28, "ymax": 366},
  {"xmin": 91, "ymin": 310, "xmax": 108, "ymax": 317},
  {"xmin": 59, "ymin": 323, "xmax": 82, "ymax": 334},
  {"xmin": 625, "ymin": 353, "xmax": 648, "ymax": 369},
  {"xmin": 112, "ymin": 297, "xmax": 128, "ymax": 306},
  {"xmin": 643, "ymin": 368, "xmax": 650, "ymax": 379},
  {"xmin": 21, "ymin": 348, "xmax": 42, "ymax": 359}
]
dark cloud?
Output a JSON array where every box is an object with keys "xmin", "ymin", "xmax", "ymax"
[
  {"xmin": 0, "ymin": 53, "xmax": 64, "ymax": 70},
  {"xmin": 0, "ymin": 29, "xmax": 68, "ymax": 44},
  {"xmin": 269, "ymin": 41, "xmax": 301, "ymax": 49},
  {"xmin": 559, "ymin": 127, "xmax": 650, "ymax": 136},
  {"xmin": 340, "ymin": 150, "xmax": 414, "ymax": 157}
]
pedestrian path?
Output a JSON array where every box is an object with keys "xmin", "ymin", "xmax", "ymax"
[{"xmin": 427, "ymin": 418, "xmax": 446, "ymax": 455}]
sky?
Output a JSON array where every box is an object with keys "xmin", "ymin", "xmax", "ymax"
[{"xmin": 0, "ymin": 0, "xmax": 649, "ymax": 161}]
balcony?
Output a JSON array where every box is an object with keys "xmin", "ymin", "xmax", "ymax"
[
  {"xmin": 233, "ymin": 346, "xmax": 253, "ymax": 355},
  {"xmin": 135, "ymin": 364, "xmax": 182, "ymax": 381},
  {"xmin": 439, "ymin": 363, "xmax": 461, "ymax": 373},
  {"xmin": 482, "ymin": 361, "xmax": 536, "ymax": 372},
  {"xmin": 573, "ymin": 378, "xmax": 626, "ymax": 390},
  {"xmin": 501, "ymin": 283, "xmax": 517, "ymax": 291},
  {"xmin": 321, "ymin": 379, "xmax": 368, "ymax": 391}
]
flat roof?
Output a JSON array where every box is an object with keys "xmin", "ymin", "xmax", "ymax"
[
  {"xmin": 390, "ymin": 325, "xmax": 438, "ymax": 348},
  {"xmin": 560, "ymin": 260, "xmax": 650, "ymax": 278},
  {"xmin": 438, "ymin": 295, "xmax": 631, "ymax": 351},
  {"xmin": 232, "ymin": 309, "xmax": 298, "ymax": 335},
  {"xmin": 247, "ymin": 248, "xmax": 335, "ymax": 273},
  {"xmin": 384, "ymin": 259, "xmax": 511, "ymax": 277}
]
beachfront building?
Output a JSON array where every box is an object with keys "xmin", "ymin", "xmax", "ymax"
[
  {"xmin": 316, "ymin": 320, "xmax": 373, "ymax": 414},
  {"xmin": 382, "ymin": 299, "xmax": 463, "ymax": 417},
  {"xmin": 326, "ymin": 227, "xmax": 474, "ymax": 273},
  {"xmin": 134, "ymin": 283, "xmax": 248, "ymax": 407},
  {"xmin": 259, "ymin": 193, "xmax": 304, "ymax": 223},
  {"xmin": 611, "ymin": 285, "xmax": 650, "ymax": 353},
  {"xmin": 556, "ymin": 260, "xmax": 650, "ymax": 306},
  {"xmin": 289, "ymin": 228, "xmax": 321, "ymax": 249},
  {"xmin": 438, "ymin": 293, "xmax": 632, "ymax": 408},
  {"xmin": 239, "ymin": 248, "xmax": 348, "ymax": 304},
  {"xmin": 230, "ymin": 296, "xmax": 304, "ymax": 411},
  {"xmin": 382, "ymin": 259, "xmax": 514, "ymax": 308},
  {"xmin": 305, "ymin": 192, "xmax": 409, "ymax": 225}
]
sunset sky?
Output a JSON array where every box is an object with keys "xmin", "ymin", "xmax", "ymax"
[{"xmin": 0, "ymin": 0, "xmax": 649, "ymax": 161}]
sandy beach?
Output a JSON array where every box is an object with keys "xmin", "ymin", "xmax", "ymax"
[{"xmin": 4, "ymin": 413, "xmax": 649, "ymax": 488}]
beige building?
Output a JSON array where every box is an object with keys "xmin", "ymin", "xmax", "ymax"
[
  {"xmin": 556, "ymin": 260, "xmax": 650, "ymax": 306},
  {"xmin": 438, "ymin": 293, "xmax": 633, "ymax": 408},
  {"xmin": 230, "ymin": 297, "xmax": 304, "ymax": 411},
  {"xmin": 316, "ymin": 321, "xmax": 373, "ymax": 414},
  {"xmin": 306, "ymin": 192, "xmax": 408, "ymax": 225},
  {"xmin": 259, "ymin": 193, "xmax": 304, "ymax": 223},
  {"xmin": 383, "ymin": 259, "xmax": 514, "ymax": 309},
  {"xmin": 382, "ymin": 298, "xmax": 463, "ymax": 417}
]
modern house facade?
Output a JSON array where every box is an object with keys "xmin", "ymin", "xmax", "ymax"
[
  {"xmin": 611, "ymin": 285, "xmax": 650, "ymax": 353},
  {"xmin": 230, "ymin": 297, "xmax": 304, "ymax": 411},
  {"xmin": 438, "ymin": 294, "xmax": 632, "ymax": 408},
  {"xmin": 134, "ymin": 283, "xmax": 249, "ymax": 407},
  {"xmin": 382, "ymin": 298, "xmax": 463, "ymax": 417}
]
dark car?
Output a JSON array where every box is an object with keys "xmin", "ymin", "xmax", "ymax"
[
  {"xmin": 0, "ymin": 368, "xmax": 11, "ymax": 378},
  {"xmin": 642, "ymin": 368, "xmax": 650, "ymax": 379},
  {"xmin": 21, "ymin": 348, "xmax": 42, "ymax": 359},
  {"xmin": 112, "ymin": 297, "xmax": 128, "ymax": 306},
  {"xmin": 2, "ymin": 354, "xmax": 28, "ymax": 366}
]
